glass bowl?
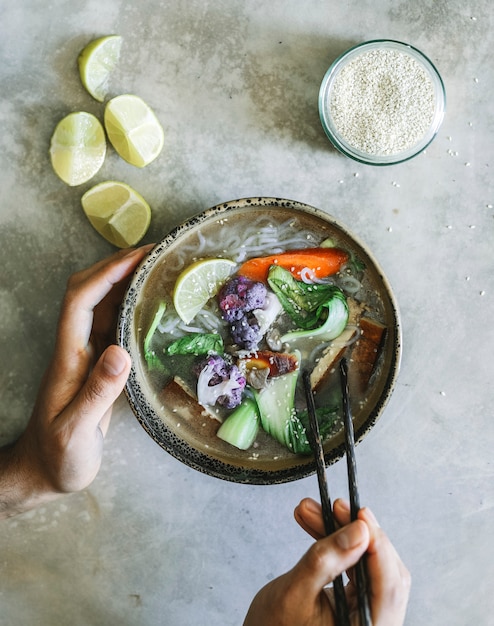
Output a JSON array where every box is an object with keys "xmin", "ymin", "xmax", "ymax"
[
  {"xmin": 319, "ymin": 39, "xmax": 446, "ymax": 165},
  {"xmin": 117, "ymin": 197, "xmax": 402, "ymax": 484}
]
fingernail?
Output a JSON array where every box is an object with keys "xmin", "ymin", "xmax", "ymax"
[
  {"xmin": 335, "ymin": 498, "xmax": 351, "ymax": 512},
  {"xmin": 303, "ymin": 498, "xmax": 321, "ymax": 514},
  {"xmin": 124, "ymin": 243, "xmax": 154, "ymax": 258},
  {"xmin": 335, "ymin": 522, "xmax": 364, "ymax": 550},
  {"xmin": 103, "ymin": 346, "xmax": 128, "ymax": 376}
]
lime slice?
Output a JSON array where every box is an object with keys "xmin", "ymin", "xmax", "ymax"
[
  {"xmin": 78, "ymin": 35, "xmax": 122, "ymax": 102},
  {"xmin": 104, "ymin": 94, "xmax": 164, "ymax": 167},
  {"xmin": 49, "ymin": 111, "xmax": 106, "ymax": 186},
  {"xmin": 174, "ymin": 258, "xmax": 237, "ymax": 324},
  {"xmin": 81, "ymin": 180, "xmax": 151, "ymax": 248}
]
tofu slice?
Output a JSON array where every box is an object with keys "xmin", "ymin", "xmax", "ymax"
[
  {"xmin": 162, "ymin": 376, "xmax": 223, "ymax": 423},
  {"xmin": 310, "ymin": 327, "xmax": 357, "ymax": 391},
  {"xmin": 350, "ymin": 317, "xmax": 387, "ymax": 391}
]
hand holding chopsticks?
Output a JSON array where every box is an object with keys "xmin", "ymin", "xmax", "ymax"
[
  {"xmin": 302, "ymin": 360, "xmax": 372, "ymax": 626},
  {"xmin": 244, "ymin": 360, "xmax": 411, "ymax": 626}
]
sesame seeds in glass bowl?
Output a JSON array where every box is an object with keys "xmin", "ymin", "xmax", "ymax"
[{"xmin": 318, "ymin": 40, "xmax": 446, "ymax": 165}]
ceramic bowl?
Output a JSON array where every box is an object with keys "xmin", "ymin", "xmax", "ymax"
[
  {"xmin": 117, "ymin": 197, "xmax": 402, "ymax": 484},
  {"xmin": 319, "ymin": 39, "xmax": 446, "ymax": 165}
]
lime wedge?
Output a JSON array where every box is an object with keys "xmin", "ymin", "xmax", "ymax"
[
  {"xmin": 49, "ymin": 111, "xmax": 106, "ymax": 186},
  {"xmin": 78, "ymin": 35, "xmax": 122, "ymax": 102},
  {"xmin": 173, "ymin": 258, "xmax": 237, "ymax": 324},
  {"xmin": 81, "ymin": 180, "xmax": 151, "ymax": 248},
  {"xmin": 104, "ymin": 94, "xmax": 164, "ymax": 167}
]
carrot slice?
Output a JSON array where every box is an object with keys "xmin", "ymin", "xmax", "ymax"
[{"xmin": 238, "ymin": 247, "xmax": 349, "ymax": 282}]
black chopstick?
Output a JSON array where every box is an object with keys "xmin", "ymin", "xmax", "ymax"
[
  {"xmin": 302, "ymin": 370, "xmax": 350, "ymax": 626},
  {"xmin": 339, "ymin": 357, "xmax": 372, "ymax": 626}
]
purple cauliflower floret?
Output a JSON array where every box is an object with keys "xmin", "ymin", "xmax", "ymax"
[
  {"xmin": 195, "ymin": 354, "xmax": 246, "ymax": 409},
  {"xmin": 230, "ymin": 313, "xmax": 263, "ymax": 351},
  {"xmin": 218, "ymin": 275, "xmax": 267, "ymax": 322}
]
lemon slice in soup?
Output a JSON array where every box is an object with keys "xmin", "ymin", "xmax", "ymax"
[{"xmin": 174, "ymin": 258, "xmax": 237, "ymax": 324}]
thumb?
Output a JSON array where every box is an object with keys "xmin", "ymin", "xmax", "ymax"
[
  {"xmin": 289, "ymin": 520, "xmax": 370, "ymax": 595},
  {"xmin": 68, "ymin": 345, "xmax": 131, "ymax": 433}
]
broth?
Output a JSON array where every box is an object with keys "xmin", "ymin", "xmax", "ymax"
[{"xmin": 130, "ymin": 205, "xmax": 392, "ymax": 470}]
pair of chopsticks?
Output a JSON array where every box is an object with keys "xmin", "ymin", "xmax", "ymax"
[{"xmin": 302, "ymin": 358, "xmax": 372, "ymax": 626}]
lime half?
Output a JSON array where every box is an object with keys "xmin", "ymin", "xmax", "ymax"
[
  {"xmin": 104, "ymin": 94, "xmax": 164, "ymax": 167},
  {"xmin": 81, "ymin": 180, "xmax": 151, "ymax": 248},
  {"xmin": 173, "ymin": 258, "xmax": 237, "ymax": 324},
  {"xmin": 78, "ymin": 35, "xmax": 122, "ymax": 102},
  {"xmin": 49, "ymin": 111, "xmax": 106, "ymax": 186}
]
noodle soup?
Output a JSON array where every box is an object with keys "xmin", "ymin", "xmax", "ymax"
[{"xmin": 118, "ymin": 198, "xmax": 401, "ymax": 484}]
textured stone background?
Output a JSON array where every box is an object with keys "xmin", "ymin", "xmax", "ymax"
[{"xmin": 1, "ymin": 1, "xmax": 492, "ymax": 624}]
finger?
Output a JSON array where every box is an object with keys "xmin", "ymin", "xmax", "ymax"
[
  {"xmin": 67, "ymin": 244, "xmax": 154, "ymax": 290},
  {"xmin": 40, "ymin": 247, "xmax": 147, "ymax": 408},
  {"xmin": 333, "ymin": 498, "xmax": 352, "ymax": 526},
  {"xmin": 44, "ymin": 246, "xmax": 152, "ymax": 408},
  {"xmin": 294, "ymin": 497, "xmax": 352, "ymax": 540},
  {"xmin": 58, "ymin": 245, "xmax": 153, "ymax": 354},
  {"xmin": 90, "ymin": 276, "xmax": 134, "ymax": 356},
  {"xmin": 286, "ymin": 520, "xmax": 370, "ymax": 601},
  {"xmin": 60, "ymin": 345, "xmax": 131, "ymax": 433},
  {"xmin": 294, "ymin": 498, "xmax": 325, "ymax": 539},
  {"xmin": 358, "ymin": 507, "xmax": 411, "ymax": 625}
]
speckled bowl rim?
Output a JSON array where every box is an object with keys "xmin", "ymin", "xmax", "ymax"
[
  {"xmin": 117, "ymin": 197, "xmax": 402, "ymax": 484},
  {"xmin": 318, "ymin": 39, "xmax": 446, "ymax": 165}
]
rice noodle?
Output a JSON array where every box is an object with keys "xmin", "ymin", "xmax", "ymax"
[
  {"xmin": 158, "ymin": 316, "xmax": 181, "ymax": 334},
  {"xmin": 339, "ymin": 275, "xmax": 362, "ymax": 295},
  {"xmin": 178, "ymin": 322, "xmax": 206, "ymax": 334},
  {"xmin": 194, "ymin": 309, "xmax": 226, "ymax": 333},
  {"xmin": 300, "ymin": 267, "xmax": 336, "ymax": 285},
  {"xmin": 211, "ymin": 215, "xmax": 318, "ymax": 263},
  {"xmin": 196, "ymin": 230, "xmax": 207, "ymax": 255}
]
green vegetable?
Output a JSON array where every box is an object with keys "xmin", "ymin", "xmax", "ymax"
[
  {"xmin": 144, "ymin": 300, "xmax": 166, "ymax": 353},
  {"xmin": 253, "ymin": 351, "xmax": 309, "ymax": 454},
  {"xmin": 144, "ymin": 300, "xmax": 167, "ymax": 371},
  {"xmin": 348, "ymin": 252, "xmax": 366, "ymax": 274},
  {"xmin": 297, "ymin": 404, "xmax": 340, "ymax": 451},
  {"xmin": 280, "ymin": 293, "xmax": 348, "ymax": 344},
  {"xmin": 167, "ymin": 332, "xmax": 224, "ymax": 356},
  {"xmin": 267, "ymin": 265, "xmax": 347, "ymax": 330},
  {"xmin": 217, "ymin": 397, "xmax": 260, "ymax": 450}
]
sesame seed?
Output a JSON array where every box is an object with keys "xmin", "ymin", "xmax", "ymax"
[{"xmin": 329, "ymin": 48, "xmax": 436, "ymax": 155}]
